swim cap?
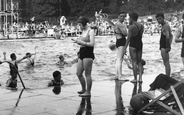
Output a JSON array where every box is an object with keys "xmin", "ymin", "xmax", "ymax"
[{"xmin": 77, "ymin": 16, "xmax": 89, "ymax": 27}]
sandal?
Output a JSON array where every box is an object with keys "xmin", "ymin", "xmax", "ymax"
[{"xmin": 77, "ymin": 90, "xmax": 86, "ymax": 94}]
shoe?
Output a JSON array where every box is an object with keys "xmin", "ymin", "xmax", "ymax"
[
  {"xmin": 79, "ymin": 93, "xmax": 91, "ymax": 97},
  {"xmin": 130, "ymin": 79, "xmax": 137, "ymax": 83},
  {"xmin": 77, "ymin": 90, "xmax": 86, "ymax": 94}
]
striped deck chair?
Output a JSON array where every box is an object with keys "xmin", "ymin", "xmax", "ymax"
[{"xmin": 138, "ymin": 79, "xmax": 184, "ymax": 115}]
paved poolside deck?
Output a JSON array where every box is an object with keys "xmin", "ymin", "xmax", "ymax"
[{"xmin": 0, "ymin": 74, "xmax": 177, "ymax": 115}]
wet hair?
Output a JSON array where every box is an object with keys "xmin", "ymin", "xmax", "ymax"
[
  {"xmin": 53, "ymin": 70, "xmax": 61, "ymax": 79},
  {"xmin": 10, "ymin": 53, "xmax": 16, "ymax": 60},
  {"xmin": 129, "ymin": 12, "xmax": 139, "ymax": 21},
  {"xmin": 26, "ymin": 52, "xmax": 31, "ymax": 57},
  {"xmin": 155, "ymin": 13, "xmax": 164, "ymax": 19},
  {"xmin": 77, "ymin": 16, "xmax": 89, "ymax": 27},
  {"xmin": 118, "ymin": 11, "xmax": 126, "ymax": 16},
  {"xmin": 59, "ymin": 55, "xmax": 64, "ymax": 60}
]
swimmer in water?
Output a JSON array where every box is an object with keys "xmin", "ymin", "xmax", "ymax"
[
  {"xmin": 48, "ymin": 70, "xmax": 64, "ymax": 86},
  {"xmin": 1, "ymin": 52, "xmax": 29, "ymax": 88},
  {"xmin": 26, "ymin": 52, "xmax": 35, "ymax": 67}
]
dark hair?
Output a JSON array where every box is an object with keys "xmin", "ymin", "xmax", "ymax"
[
  {"xmin": 26, "ymin": 53, "xmax": 31, "ymax": 56},
  {"xmin": 10, "ymin": 53, "xmax": 16, "ymax": 60},
  {"xmin": 155, "ymin": 13, "xmax": 164, "ymax": 19},
  {"xmin": 118, "ymin": 11, "xmax": 126, "ymax": 16},
  {"xmin": 182, "ymin": 13, "xmax": 184, "ymax": 19},
  {"xmin": 53, "ymin": 70, "xmax": 61, "ymax": 78},
  {"xmin": 59, "ymin": 55, "xmax": 64, "ymax": 60},
  {"xmin": 129, "ymin": 12, "xmax": 139, "ymax": 21},
  {"xmin": 77, "ymin": 16, "xmax": 89, "ymax": 27}
]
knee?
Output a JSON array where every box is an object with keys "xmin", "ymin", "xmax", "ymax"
[{"xmin": 76, "ymin": 72, "xmax": 82, "ymax": 77}]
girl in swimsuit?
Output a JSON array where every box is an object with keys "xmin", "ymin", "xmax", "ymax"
[{"xmin": 72, "ymin": 16, "xmax": 95, "ymax": 97}]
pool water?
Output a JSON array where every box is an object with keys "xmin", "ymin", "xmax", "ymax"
[{"xmin": 0, "ymin": 34, "xmax": 183, "ymax": 89}]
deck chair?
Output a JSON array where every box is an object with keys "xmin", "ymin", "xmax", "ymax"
[{"xmin": 137, "ymin": 79, "xmax": 184, "ymax": 115}]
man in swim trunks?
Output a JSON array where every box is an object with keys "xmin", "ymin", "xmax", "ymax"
[
  {"xmin": 105, "ymin": 12, "xmax": 128, "ymax": 80},
  {"xmin": 175, "ymin": 13, "xmax": 184, "ymax": 69},
  {"xmin": 156, "ymin": 13, "xmax": 173, "ymax": 77},
  {"xmin": 123, "ymin": 12, "xmax": 144, "ymax": 83}
]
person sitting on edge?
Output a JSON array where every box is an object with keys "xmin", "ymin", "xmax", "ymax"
[
  {"xmin": 26, "ymin": 52, "xmax": 35, "ymax": 67},
  {"xmin": 1, "ymin": 52, "xmax": 29, "ymax": 88},
  {"xmin": 48, "ymin": 70, "xmax": 64, "ymax": 86}
]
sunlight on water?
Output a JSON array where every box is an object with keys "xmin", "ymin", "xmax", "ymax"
[{"xmin": 0, "ymin": 34, "xmax": 183, "ymax": 89}]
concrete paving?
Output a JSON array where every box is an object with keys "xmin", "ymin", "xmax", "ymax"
[{"xmin": 0, "ymin": 74, "xmax": 178, "ymax": 115}]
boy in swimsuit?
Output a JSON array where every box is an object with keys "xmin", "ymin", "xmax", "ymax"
[
  {"xmin": 48, "ymin": 70, "xmax": 64, "ymax": 86},
  {"xmin": 156, "ymin": 13, "xmax": 173, "ymax": 77},
  {"xmin": 105, "ymin": 12, "xmax": 128, "ymax": 80},
  {"xmin": 123, "ymin": 12, "xmax": 144, "ymax": 83}
]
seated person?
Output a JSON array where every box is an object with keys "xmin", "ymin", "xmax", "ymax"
[{"xmin": 48, "ymin": 70, "xmax": 64, "ymax": 86}]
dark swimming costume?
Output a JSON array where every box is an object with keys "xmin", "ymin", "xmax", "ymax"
[
  {"xmin": 51, "ymin": 80, "xmax": 64, "ymax": 86},
  {"xmin": 160, "ymin": 32, "xmax": 167, "ymax": 50},
  {"xmin": 114, "ymin": 30, "xmax": 126, "ymax": 48},
  {"xmin": 181, "ymin": 25, "xmax": 184, "ymax": 57},
  {"xmin": 6, "ymin": 78, "xmax": 17, "ymax": 88},
  {"xmin": 129, "ymin": 23, "xmax": 143, "ymax": 51},
  {"xmin": 9, "ymin": 62, "xmax": 18, "ymax": 79},
  {"xmin": 79, "ymin": 47, "xmax": 95, "ymax": 60}
]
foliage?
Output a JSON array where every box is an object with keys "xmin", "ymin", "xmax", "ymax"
[{"xmin": 16, "ymin": 0, "xmax": 184, "ymax": 22}]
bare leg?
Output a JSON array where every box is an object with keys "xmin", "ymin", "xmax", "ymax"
[
  {"xmin": 115, "ymin": 46, "xmax": 126, "ymax": 79},
  {"xmin": 76, "ymin": 59, "xmax": 86, "ymax": 93},
  {"xmin": 137, "ymin": 50, "xmax": 143, "ymax": 82},
  {"xmin": 80, "ymin": 58, "xmax": 93, "ymax": 96},
  {"xmin": 161, "ymin": 49, "xmax": 171, "ymax": 77},
  {"xmin": 129, "ymin": 47, "xmax": 138, "ymax": 83}
]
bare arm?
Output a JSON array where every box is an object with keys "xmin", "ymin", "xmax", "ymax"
[
  {"xmin": 73, "ymin": 29, "xmax": 95, "ymax": 47},
  {"xmin": 175, "ymin": 26, "xmax": 184, "ymax": 43},
  {"xmin": 164, "ymin": 25, "xmax": 171, "ymax": 49},
  {"xmin": 124, "ymin": 26, "xmax": 133, "ymax": 50}
]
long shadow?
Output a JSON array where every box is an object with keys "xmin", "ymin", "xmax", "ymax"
[
  {"xmin": 76, "ymin": 97, "xmax": 92, "ymax": 115},
  {"xmin": 114, "ymin": 80, "xmax": 127, "ymax": 115}
]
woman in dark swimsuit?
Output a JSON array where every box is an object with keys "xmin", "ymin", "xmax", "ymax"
[{"xmin": 72, "ymin": 16, "xmax": 95, "ymax": 97}]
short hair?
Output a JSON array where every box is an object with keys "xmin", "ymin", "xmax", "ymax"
[
  {"xmin": 156, "ymin": 13, "xmax": 164, "ymax": 19},
  {"xmin": 59, "ymin": 55, "xmax": 64, "ymax": 60},
  {"xmin": 77, "ymin": 16, "xmax": 89, "ymax": 27},
  {"xmin": 10, "ymin": 53, "xmax": 16, "ymax": 59},
  {"xmin": 129, "ymin": 12, "xmax": 139, "ymax": 21},
  {"xmin": 53, "ymin": 70, "xmax": 61, "ymax": 78},
  {"xmin": 118, "ymin": 11, "xmax": 126, "ymax": 16}
]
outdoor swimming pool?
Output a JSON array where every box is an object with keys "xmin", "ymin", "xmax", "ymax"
[{"xmin": 0, "ymin": 34, "xmax": 183, "ymax": 89}]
